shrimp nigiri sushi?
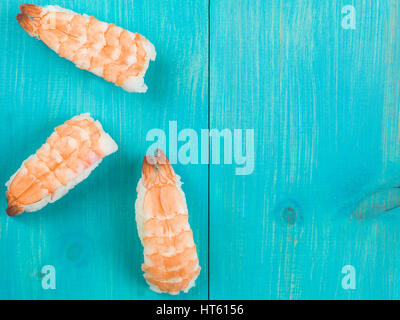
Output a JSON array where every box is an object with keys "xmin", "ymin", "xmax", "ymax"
[
  {"xmin": 135, "ymin": 149, "xmax": 200, "ymax": 294},
  {"xmin": 17, "ymin": 4, "xmax": 156, "ymax": 93},
  {"xmin": 5, "ymin": 114, "xmax": 118, "ymax": 216}
]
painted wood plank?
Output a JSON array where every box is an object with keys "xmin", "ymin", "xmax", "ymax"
[
  {"xmin": 210, "ymin": 0, "xmax": 400, "ymax": 299},
  {"xmin": 0, "ymin": 0, "xmax": 208, "ymax": 299}
]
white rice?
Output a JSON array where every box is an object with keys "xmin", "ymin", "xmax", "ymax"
[
  {"xmin": 121, "ymin": 36, "xmax": 156, "ymax": 93},
  {"xmin": 43, "ymin": 5, "xmax": 77, "ymax": 15}
]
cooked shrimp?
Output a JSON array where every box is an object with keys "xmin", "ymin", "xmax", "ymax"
[
  {"xmin": 135, "ymin": 149, "xmax": 200, "ymax": 294},
  {"xmin": 17, "ymin": 4, "xmax": 156, "ymax": 92},
  {"xmin": 5, "ymin": 113, "xmax": 118, "ymax": 216}
]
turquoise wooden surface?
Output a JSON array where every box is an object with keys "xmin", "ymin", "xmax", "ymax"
[
  {"xmin": 210, "ymin": 0, "xmax": 399, "ymax": 299},
  {"xmin": 0, "ymin": 0, "xmax": 399, "ymax": 300},
  {"xmin": 0, "ymin": 0, "xmax": 208, "ymax": 299}
]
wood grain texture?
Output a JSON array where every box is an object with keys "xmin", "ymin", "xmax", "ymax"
[
  {"xmin": 0, "ymin": 0, "xmax": 208, "ymax": 299},
  {"xmin": 210, "ymin": 0, "xmax": 400, "ymax": 299},
  {"xmin": 1, "ymin": 0, "xmax": 399, "ymax": 300}
]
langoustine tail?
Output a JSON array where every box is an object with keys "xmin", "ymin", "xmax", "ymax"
[
  {"xmin": 137, "ymin": 149, "xmax": 200, "ymax": 294},
  {"xmin": 5, "ymin": 192, "xmax": 24, "ymax": 216},
  {"xmin": 19, "ymin": 4, "xmax": 44, "ymax": 17},
  {"xmin": 16, "ymin": 4, "xmax": 44, "ymax": 37},
  {"xmin": 5, "ymin": 114, "xmax": 118, "ymax": 216},
  {"xmin": 16, "ymin": 13, "xmax": 39, "ymax": 37},
  {"xmin": 142, "ymin": 149, "xmax": 176, "ymax": 187}
]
